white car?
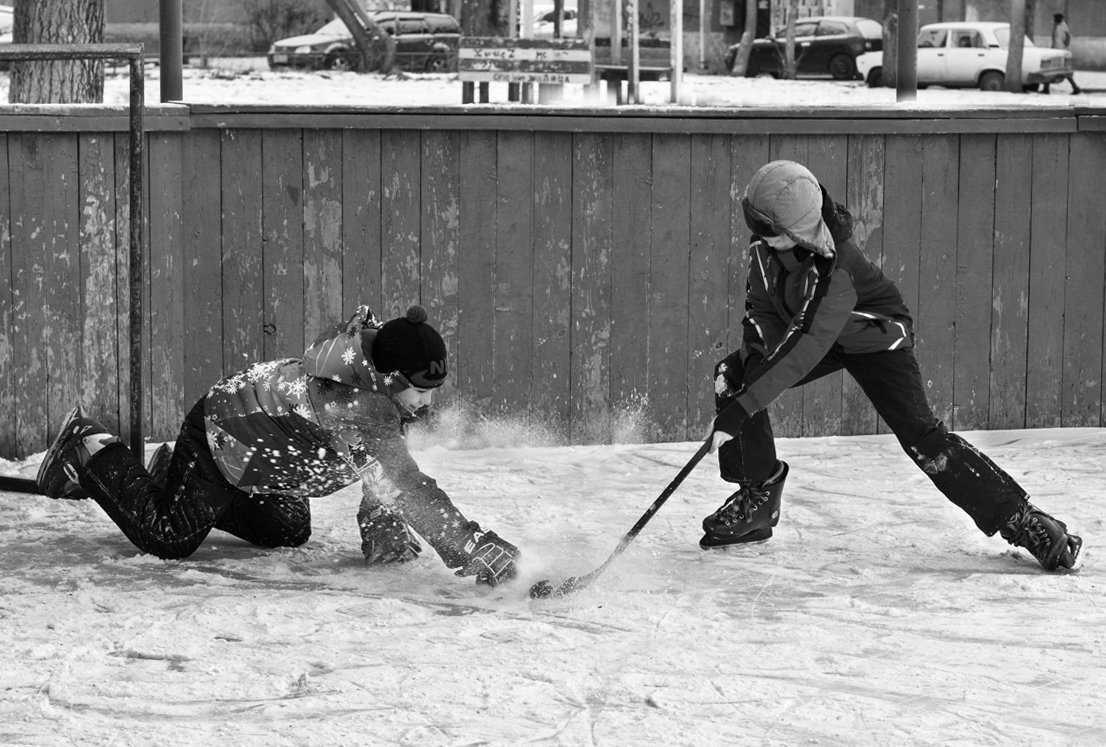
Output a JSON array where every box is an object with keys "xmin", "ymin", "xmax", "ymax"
[
  {"xmin": 532, "ymin": 2, "xmax": 578, "ymax": 38},
  {"xmin": 856, "ymin": 21, "xmax": 1072, "ymax": 91},
  {"xmin": 0, "ymin": 4, "xmax": 13, "ymax": 44}
]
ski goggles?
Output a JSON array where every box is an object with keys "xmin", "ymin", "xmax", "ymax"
[{"xmin": 741, "ymin": 197, "xmax": 782, "ymax": 238}]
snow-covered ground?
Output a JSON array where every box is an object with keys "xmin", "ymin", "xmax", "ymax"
[
  {"xmin": 2, "ymin": 421, "xmax": 1103, "ymax": 745},
  {"xmin": 2, "ymin": 62, "xmax": 1104, "ymax": 746}
]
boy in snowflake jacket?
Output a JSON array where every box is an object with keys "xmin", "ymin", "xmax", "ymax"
[
  {"xmin": 37, "ymin": 305, "xmax": 520, "ymax": 586},
  {"xmin": 701, "ymin": 160, "xmax": 1082, "ymax": 573}
]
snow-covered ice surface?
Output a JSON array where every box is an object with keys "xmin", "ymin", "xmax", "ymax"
[{"xmin": 2, "ymin": 424, "xmax": 1103, "ymax": 745}]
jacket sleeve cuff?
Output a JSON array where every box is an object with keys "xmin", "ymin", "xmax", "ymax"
[{"xmin": 713, "ymin": 398, "xmax": 750, "ymax": 437}]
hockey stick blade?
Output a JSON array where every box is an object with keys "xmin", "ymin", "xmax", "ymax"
[{"xmin": 528, "ymin": 437, "xmax": 712, "ymax": 600}]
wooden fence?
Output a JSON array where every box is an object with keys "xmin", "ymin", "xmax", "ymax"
[{"xmin": 1, "ymin": 104, "xmax": 1105, "ymax": 459}]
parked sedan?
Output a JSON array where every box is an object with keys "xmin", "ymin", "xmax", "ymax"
[
  {"xmin": 856, "ymin": 22, "xmax": 1073, "ymax": 91},
  {"xmin": 268, "ymin": 11, "xmax": 461, "ymax": 73},
  {"xmin": 725, "ymin": 16, "xmax": 883, "ymax": 80}
]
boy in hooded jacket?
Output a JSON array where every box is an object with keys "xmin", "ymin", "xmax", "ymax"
[
  {"xmin": 701, "ymin": 160, "xmax": 1082, "ymax": 573},
  {"xmin": 36, "ymin": 305, "xmax": 520, "ymax": 586}
]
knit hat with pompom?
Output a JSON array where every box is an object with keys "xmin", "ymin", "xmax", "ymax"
[{"xmin": 371, "ymin": 305, "xmax": 448, "ymax": 388}]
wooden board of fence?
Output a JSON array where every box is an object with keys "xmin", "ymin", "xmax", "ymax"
[{"xmin": 2, "ymin": 106, "xmax": 1106, "ymax": 458}]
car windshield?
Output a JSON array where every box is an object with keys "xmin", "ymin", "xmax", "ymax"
[{"xmin": 315, "ymin": 18, "xmax": 351, "ymax": 36}]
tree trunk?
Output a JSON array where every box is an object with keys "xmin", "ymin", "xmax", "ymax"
[
  {"xmin": 783, "ymin": 0, "xmax": 798, "ymax": 79},
  {"xmin": 461, "ymin": 0, "xmax": 509, "ymax": 36},
  {"xmin": 730, "ymin": 0, "xmax": 759, "ymax": 75},
  {"xmin": 322, "ymin": 0, "xmax": 395, "ymax": 73},
  {"xmin": 8, "ymin": 0, "xmax": 105, "ymax": 104},
  {"xmin": 1005, "ymin": 0, "xmax": 1027, "ymax": 92},
  {"xmin": 881, "ymin": 4, "xmax": 898, "ymax": 87}
]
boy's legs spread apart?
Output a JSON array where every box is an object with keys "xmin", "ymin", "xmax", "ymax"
[
  {"xmin": 844, "ymin": 349, "xmax": 1081, "ymax": 570},
  {"xmin": 842, "ymin": 349, "xmax": 1025, "ymax": 534}
]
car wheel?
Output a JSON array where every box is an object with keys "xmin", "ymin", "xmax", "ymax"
[
  {"xmin": 979, "ymin": 70, "xmax": 1004, "ymax": 91},
  {"xmin": 828, "ymin": 54, "xmax": 856, "ymax": 81},
  {"xmin": 425, "ymin": 54, "xmax": 449, "ymax": 73},
  {"xmin": 865, "ymin": 67, "xmax": 883, "ymax": 88},
  {"xmin": 325, "ymin": 52, "xmax": 355, "ymax": 72},
  {"xmin": 744, "ymin": 60, "xmax": 760, "ymax": 77}
]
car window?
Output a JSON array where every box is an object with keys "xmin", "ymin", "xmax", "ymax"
[
  {"xmin": 398, "ymin": 19, "xmax": 428, "ymax": 34},
  {"xmin": 992, "ymin": 28, "xmax": 1029, "ymax": 49},
  {"xmin": 428, "ymin": 16, "xmax": 460, "ymax": 33},
  {"xmin": 816, "ymin": 21, "xmax": 849, "ymax": 36},
  {"xmin": 951, "ymin": 30, "xmax": 979, "ymax": 48},
  {"xmin": 777, "ymin": 21, "xmax": 819, "ymax": 39},
  {"xmin": 917, "ymin": 28, "xmax": 947, "ymax": 48},
  {"xmin": 855, "ymin": 19, "xmax": 883, "ymax": 39}
]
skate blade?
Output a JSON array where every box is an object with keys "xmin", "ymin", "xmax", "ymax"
[{"xmin": 699, "ymin": 528, "xmax": 772, "ymax": 550}]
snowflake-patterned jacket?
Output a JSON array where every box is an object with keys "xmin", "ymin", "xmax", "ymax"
[{"xmin": 202, "ymin": 307, "xmax": 477, "ymax": 568}]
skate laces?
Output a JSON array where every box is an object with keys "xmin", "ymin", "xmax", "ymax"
[
  {"xmin": 1002, "ymin": 504, "xmax": 1068, "ymax": 566},
  {"xmin": 718, "ymin": 485, "xmax": 771, "ymax": 525}
]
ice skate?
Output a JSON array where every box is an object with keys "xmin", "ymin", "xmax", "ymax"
[
  {"xmin": 1000, "ymin": 502, "xmax": 1083, "ymax": 572},
  {"xmin": 36, "ymin": 406, "xmax": 113, "ymax": 500},
  {"xmin": 701, "ymin": 461, "xmax": 788, "ymax": 548}
]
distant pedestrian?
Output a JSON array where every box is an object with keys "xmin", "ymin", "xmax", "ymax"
[{"xmin": 1044, "ymin": 13, "xmax": 1081, "ymax": 94}]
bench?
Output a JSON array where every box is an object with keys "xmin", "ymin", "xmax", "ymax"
[
  {"xmin": 592, "ymin": 37, "xmax": 673, "ymax": 104},
  {"xmin": 458, "ymin": 37, "xmax": 593, "ymax": 103}
]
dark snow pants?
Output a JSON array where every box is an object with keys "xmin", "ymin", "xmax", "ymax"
[
  {"xmin": 80, "ymin": 399, "xmax": 313, "ymax": 559},
  {"xmin": 716, "ymin": 347, "xmax": 1027, "ymax": 535}
]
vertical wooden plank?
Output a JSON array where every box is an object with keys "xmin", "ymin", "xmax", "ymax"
[
  {"xmin": 650, "ymin": 133, "xmax": 692, "ymax": 441},
  {"xmin": 842, "ymin": 134, "xmax": 885, "ymax": 436},
  {"xmin": 8, "ymin": 134, "xmax": 48, "ymax": 452},
  {"xmin": 78, "ymin": 133, "xmax": 121, "ymax": 433},
  {"xmin": 989, "ymin": 134, "xmax": 1032, "ymax": 430},
  {"xmin": 10, "ymin": 134, "xmax": 80, "ymax": 453},
  {"xmin": 302, "ymin": 129, "xmax": 345, "ymax": 338},
  {"xmin": 916, "ymin": 136, "xmax": 957, "ymax": 428},
  {"xmin": 1063, "ymin": 133, "xmax": 1106, "ymax": 426},
  {"xmin": 147, "ymin": 133, "xmax": 186, "ymax": 442},
  {"xmin": 381, "ymin": 130, "xmax": 422, "ymax": 320},
  {"xmin": 531, "ymin": 131, "xmax": 573, "ymax": 437},
  {"xmin": 0, "ymin": 133, "xmax": 14, "ymax": 456},
  {"xmin": 261, "ymin": 129, "xmax": 305, "ymax": 360},
  {"xmin": 800, "ymin": 136, "xmax": 847, "ymax": 438},
  {"xmin": 457, "ymin": 131, "xmax": 497, "ymax": 412},
  {"xmin": 610, "ymin": 133, "xmax": 652, "ymax": 436},
  {"xmin": 342, "ymin": 129, "xmax": 382, "ymax": 316},
  {"xmin": 421, "ymin": 131, "xmax": 462, "ymax": 410},
  {"xmin": 494, "ymin": 131, "xmax": 534, "ymax": 417},
  {"xmin": 180, "ymin": 131, "xmax": 221, "ymax": 414},
  {"xmin": 765, "ymin": 136, "xmax": 809, "ymax": 438},
  {"xmin": 1025, "ymin": 134, "xmax": 1068, "ymax": 428},
  {"xmin": 570, "ymin": 132, "xmax": 613, "ymax": 443},
  {"xmin": 688, "ymin": 134, "xmax": 732, "ymax": 441},
  {"xmin": 954, "ymin": 134, "xmax": 996, "ymax": 431},
  {"xmin": 221, "ymin": 129, "xmax": 265, "ymax": 375}
]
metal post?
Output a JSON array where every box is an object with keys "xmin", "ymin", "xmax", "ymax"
[
  {"xmin": 159, "ymin": 0, "xmax": 183, "ymax": 101},
  {"xmin": 896, "ymin": 0, "xmax": 917, "ymax": 102},
  {"xmin": 128, "ymin": 56, "xmax": 146, "ymax": 457}
]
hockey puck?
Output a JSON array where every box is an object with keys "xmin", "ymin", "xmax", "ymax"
[{"xmin": 528, "ymin": 579, "xmax": 553, "ymax": 598}]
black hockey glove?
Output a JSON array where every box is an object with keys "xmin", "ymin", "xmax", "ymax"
[
  {"xmin": 359, "ymin": 505, "xmax": 422, "ymax": 565},
  {"xmin": 455, "ymin": 529, "xmax": 520, "ymax": 587}
]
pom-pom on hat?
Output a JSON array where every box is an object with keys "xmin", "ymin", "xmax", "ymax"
[{"xmin": 371, "ymin": 305, "xmax": 448, "ymax": 388}]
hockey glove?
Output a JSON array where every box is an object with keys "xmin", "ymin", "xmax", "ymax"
[
  {"xmin": 359, "ymin": 505, "xmax": 422, "ymax": 565},
  {"xmin": 455, "ymin": 529, "xmax": 520, "ymax": 587}
]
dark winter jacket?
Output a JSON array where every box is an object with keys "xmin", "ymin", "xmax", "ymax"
[
  {"xmin": 721, "ymin": 191, "xmax": 914, "ymax": 427},
  {"xmin": 202, "ymin": 307, "xmax": 475, "ymax": 567}
]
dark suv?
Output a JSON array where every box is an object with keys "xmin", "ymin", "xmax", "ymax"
[
  {"xmin": 725, "ymin": 16, "xmax": 883, "ymax": 80},
  {"xmin": 268, "ymin": 12, "xmax": 461, "ymax": 73}
]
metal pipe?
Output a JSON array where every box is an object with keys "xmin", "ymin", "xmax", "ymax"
[
  {"xmin": 896, "ymin": 0, "xmax": 918, "ymax": 102},
  {"xmin": 159, "ymin": 0, "xmax": 183, "ymax": 101}
]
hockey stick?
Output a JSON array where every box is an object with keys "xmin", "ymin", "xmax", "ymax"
[
  {"xmin": 0, "ymin": 474, "xmax": 40, "ymax": 494},
  {"xmin": 529, "ymin": 436, "xmax": 713, "ymax": 599}
]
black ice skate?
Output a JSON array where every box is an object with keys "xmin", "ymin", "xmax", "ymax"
[
  {"xmin": 36, "ymin": 406, "xmax": 113, "ymax": 500},
  {"xmin": 700, "ymin": 461, "xmax": 789, "ymax": 549},
  {"xmin": 1000, "ymin": 502, "xmax": 1083, "ymax": 572}
]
